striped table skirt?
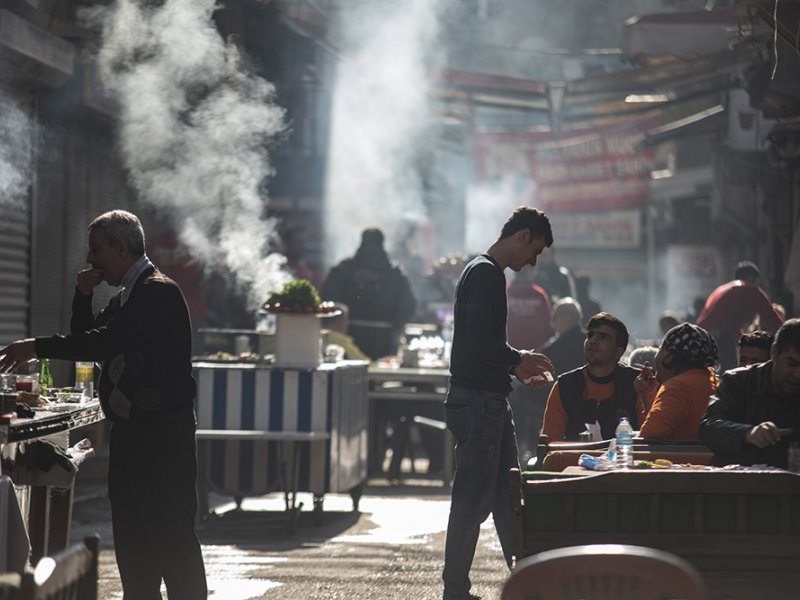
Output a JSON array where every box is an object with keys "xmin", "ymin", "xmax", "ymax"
[{"xmin": 193, "ymin": 361, "xmax": 368, "ymax": 498}]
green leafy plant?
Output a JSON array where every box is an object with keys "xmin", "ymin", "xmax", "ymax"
[{"xmin": 265, "ymin": 279, "xmax": 322, "ymax": 311}]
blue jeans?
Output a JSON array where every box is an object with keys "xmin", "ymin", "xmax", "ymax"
[{"xmin": 442, "ymin": 385, "xmax": 519, "ymax": 599}]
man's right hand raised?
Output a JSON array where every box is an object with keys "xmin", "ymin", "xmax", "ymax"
[
  {"xmin": 514, "ymin": 350, "xmax": 555, "ymax": 388},
  {"xmin": 76, "ymin": 268, "xmax": 104, "ymax": 296}
]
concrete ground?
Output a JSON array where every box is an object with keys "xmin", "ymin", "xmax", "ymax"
[{"xmin": 70, "ymin": 477, "xmax": 508, "ymax": 600}]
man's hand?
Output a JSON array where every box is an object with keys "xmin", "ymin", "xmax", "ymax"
[
  {"xmin": 76, "ymin": 268, "xmax": 104, "ymax": 296},
  {"xmin": 514, "ymin": 350, "xmax": 555, "ymax": 388},
  {"xmin": 0, "ymin": 339, "xmax": 37, "ymax": 373},
  {"xmin": 634, "ymin": 362, "xmax": 659, "ymax": 409},
  {"xmin": 745, "ymin": 421, "xmax": 793, "ymax": 448}
]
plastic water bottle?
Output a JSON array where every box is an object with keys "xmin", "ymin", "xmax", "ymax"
[{"xmin": 615, "ymin": 417, "xmax": 634, "ymax": 469}]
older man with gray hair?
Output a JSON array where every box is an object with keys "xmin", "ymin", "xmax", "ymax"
[
  {"xmin": 540, "ymin": 297, "xmax": 586, "ymax": 376},
  {"xmin": 0, "ymin": 209, "xmax": 207, "ymax": 599}
]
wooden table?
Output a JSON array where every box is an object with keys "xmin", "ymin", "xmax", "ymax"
[{"xmin": 511, "ymin": 466, "xmax": 800, "ymax": 599}]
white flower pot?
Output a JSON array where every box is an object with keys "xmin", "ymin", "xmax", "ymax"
[{"xmin": 274, "ymin": 313, "xmax": 322, "ymax": 368}]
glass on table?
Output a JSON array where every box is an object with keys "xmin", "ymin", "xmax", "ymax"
[
  {"xmin": 15, "ymin": 374, "xmax": 39, "ymax": 394},
  {"xmin": 75, "ymin": 361, "xmax": 95, "ymax": 400}
]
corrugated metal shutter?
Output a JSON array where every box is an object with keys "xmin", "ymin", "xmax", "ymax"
[{"xmin": 0, "ymin": 86, "xmax": 32, "ymax": 346}]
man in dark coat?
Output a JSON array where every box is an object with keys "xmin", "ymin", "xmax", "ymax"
[
  {"xmin": 700, "ymin": 318, "xmax": 800, "ymax": 468},
  {"xmin": 322, "ymin": 228, "xmax": 417, "ymax": 360},
  {"xmin": 0, "ymin": 210, "xmax": 207, "ymax": 599}
]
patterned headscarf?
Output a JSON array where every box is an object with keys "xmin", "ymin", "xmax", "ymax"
[{"xmin": 661, "ymin": 323, "xmax": 719, "ymax": 368}]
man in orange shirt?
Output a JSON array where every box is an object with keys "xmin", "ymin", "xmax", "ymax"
[
  {"xmin": 637, "ymin": 323, "xmax": 719, "ymax": 440},
  {"xmin": 541, "ymin": 313, "xmax": 641, "ymax": 441}
]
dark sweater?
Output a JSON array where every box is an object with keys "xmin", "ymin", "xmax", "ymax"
[
  {"xmin": 449, "ymin": 254, "xmax": 521, "ymax": 394},
  {"xmin": 35, "ymin": 267, "xmax": 196, "ymax": 425}
]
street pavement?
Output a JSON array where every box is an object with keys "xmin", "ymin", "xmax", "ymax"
[{"xmin": 70, "ymin": 478, "xmax": 508, "ymax": 600}]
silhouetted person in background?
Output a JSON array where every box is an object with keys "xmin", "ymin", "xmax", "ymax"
[
  {"xmin": 687, "ymin": 295, "xmax": 707, "ymax": 323},
  {"xmin": 531, "ymin": 247, "xmax": 575, "ymax": 302},
  {"xmin": 736, "ymin": 330, "xmax": 774, "ymax": 368},
  {"xmin": 540, "ymin": 298, "xmax": 586, "ymax": 376},
  {"xmin": 658, "ymin": 310, "xmax": 681, "ymax": 338},
  {"xmin": 574, "ymin": 274, "xmax": 601, "ymax": 318},
  {"xmin": 696, "ymin": 261, "xmax": 784, "ymax": 371},
  {"xmin": 506, "ymin": 266, "xmax": 553, "ymax": 352},
  {"xmin": 322, "ymin": 228, "xmax": 416, "ymax": 360}
]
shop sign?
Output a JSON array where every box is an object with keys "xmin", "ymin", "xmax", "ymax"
[
  {"xmin": 549, "ymin": 209, "xmax": 641, "ymax": 249},
  {"xmin": 474, "ymin": 116, "xmax": 660, "ymax": 214}
]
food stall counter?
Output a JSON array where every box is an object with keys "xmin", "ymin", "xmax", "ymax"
[
  {"xmin": 192, "ymin": 360, "xmax": 368, "ymax": 526},
  {"xmin": 1, "ymin": 399, "xmax": 105, "ymax": 563}
]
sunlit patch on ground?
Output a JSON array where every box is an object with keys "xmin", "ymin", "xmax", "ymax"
[
  {"xmin": 208, "ymin": 579, "xmax": 283, "ymax": 599},
  {"xmin": 334, "ymin": 496, "xmax": 452, "ymax": 545}
]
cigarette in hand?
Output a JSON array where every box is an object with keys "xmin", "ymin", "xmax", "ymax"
[{"xmin": 525, "ymin": 371, "xmax": 554, "ymax": 384}]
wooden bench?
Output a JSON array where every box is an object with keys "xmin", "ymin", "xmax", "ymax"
[{"xmin": 510, "ymin": 467, "xmax": 800, "ymax": 598}]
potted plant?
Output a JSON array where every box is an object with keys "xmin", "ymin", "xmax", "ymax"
[{"xmin": 262, "ymin": 280, "xmax": 338, "ymax": 368}]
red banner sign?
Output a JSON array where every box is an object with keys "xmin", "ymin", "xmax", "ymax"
[{"xmin": 474, "ymin": 116, "xmax": 660, "ymax": 214}]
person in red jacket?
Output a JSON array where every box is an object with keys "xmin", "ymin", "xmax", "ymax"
[
  {"xmin": 696, "ymin": 261, "xmax": 783, "ymax": 371},
  {"xmin": 506, "ymin": 267, "xmax": 553, "ymax": 352}
]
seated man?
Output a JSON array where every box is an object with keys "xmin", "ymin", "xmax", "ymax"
[
  {"xmin": 541, "ymin": 312, "xmax": 641, "ymax": 441},
  {"xmin": 637, "ymin": 323, "xmax": 719, "ymax": 440},
  {"xmin": 736, "ymin": 330, "xmax": 774, "ymax": 368},
  {"xmin": 699, "ymin": 318, "xmax": 800, "ymax": 468}
]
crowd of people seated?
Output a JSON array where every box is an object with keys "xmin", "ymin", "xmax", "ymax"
[{"xmin": 524, "ymin": 259, "xmax": 797, "ymax": 472}]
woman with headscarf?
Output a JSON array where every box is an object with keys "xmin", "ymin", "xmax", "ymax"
[{"xmin": 636, "ymin": 323, "xmax": 720, "ymax": 440}]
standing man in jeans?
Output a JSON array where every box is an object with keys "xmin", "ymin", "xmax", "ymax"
[
  {"xmin": 0, "ymin": 210, "xmax": 207, "ymax": 599},
  {"xmin": 443, "ymin": 206, "xmax": 555, "ymax": 600}
]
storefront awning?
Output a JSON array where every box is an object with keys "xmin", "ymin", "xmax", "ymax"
[
  {"xmin": 622, "ymin": 10, "xmax": 742, "ymax": 66},
  {"xmin": 637, "ymin": 104, "xmax": 726, "ymax": 148}
]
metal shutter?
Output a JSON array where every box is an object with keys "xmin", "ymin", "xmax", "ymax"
[{"xmin": 0, "ymin": 86, "xmax": 33, "ymax": 345}]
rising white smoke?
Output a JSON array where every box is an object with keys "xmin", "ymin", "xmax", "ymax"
[
  {"xmin": 0, "ymin": 93, "xmax": 34, "ymax": 212},
  {"xmin": 324, "ymin": 0, "xmax": 449, "ymax": 264},
  {"xmin": 95, "ymin": 0, "xmax": 289, "ymax": 309}
]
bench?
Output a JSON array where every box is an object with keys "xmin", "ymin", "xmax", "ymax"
[{"xmin": 510, "ymin": 467, "xmax": 800, "ymax": 598}]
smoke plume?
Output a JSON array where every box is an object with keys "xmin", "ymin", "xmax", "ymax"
[
  {"xmin": 324, "ymin": 0, "xmax": 450, "ymax": 263},
  {"xmin": 95, "ymin": 0, "xmax": 288, "ymax": 309},
  {"xmin": 0, "ymin": 93, "xmax": 34, "ymax": 212}
]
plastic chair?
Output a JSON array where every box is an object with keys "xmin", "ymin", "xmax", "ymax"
[
  {"xmin": 502, "ymin": 544, "xmax": 707, "ymax": 600},
  {"xmin": 20, "ymin": 535, "xmax": 99, "ymax": 600}
]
